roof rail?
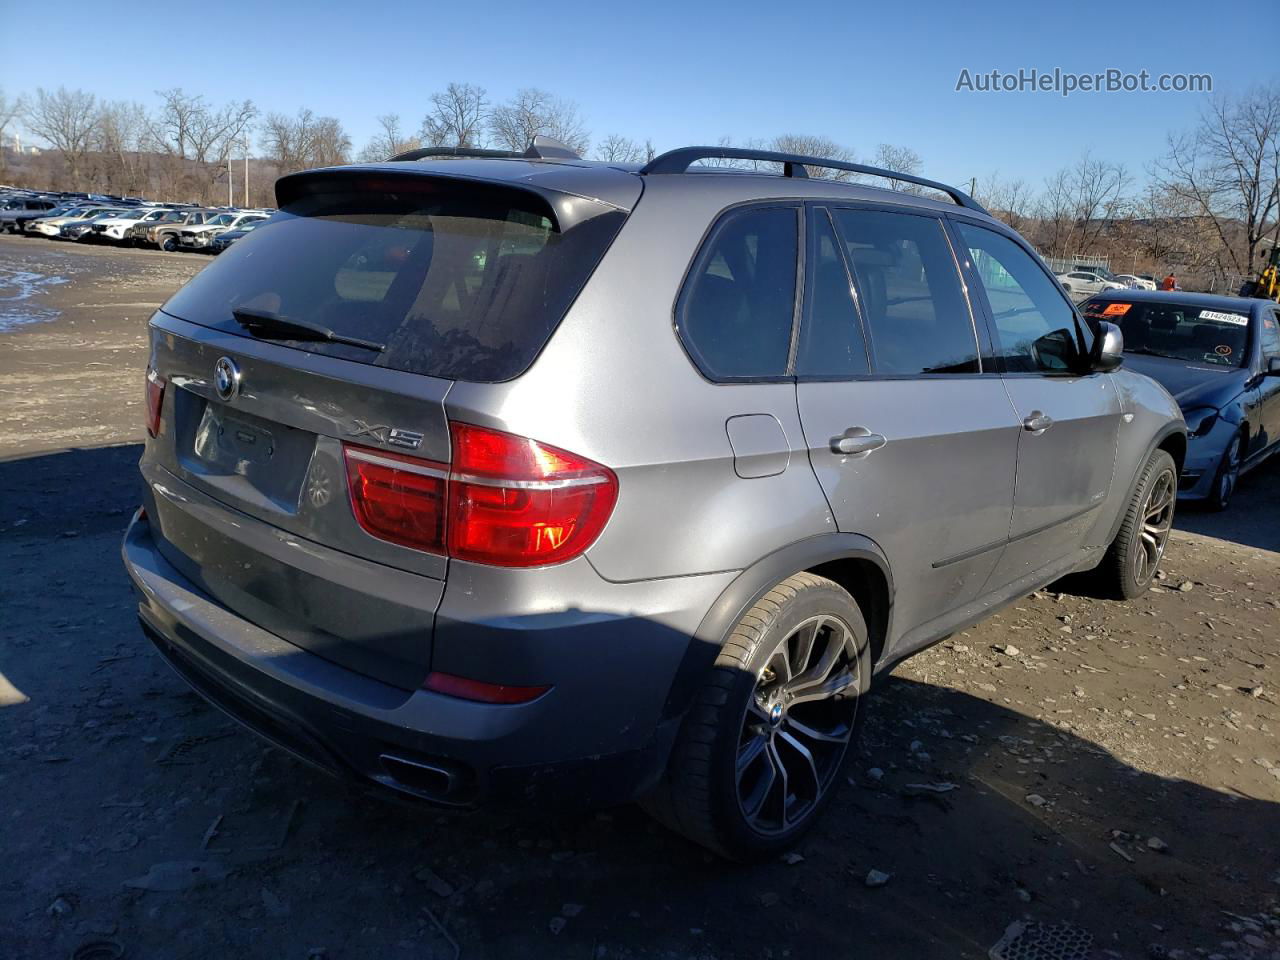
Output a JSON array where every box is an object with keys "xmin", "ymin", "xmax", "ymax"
[
  {"xmin": 390, "ymin": 136, "xmax": 582, "ymax": 164},
  {"xmin": 389, "ymin": 146, "xmax": 521, "ymax": 162},
  {"xmin": 640, "ymin": 146, "xmax": 987, "ymax": 213}
]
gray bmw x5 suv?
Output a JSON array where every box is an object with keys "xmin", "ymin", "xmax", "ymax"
[{"xmin": 123, "ymin": 138, "xmax": 1186, "ymax": 860}]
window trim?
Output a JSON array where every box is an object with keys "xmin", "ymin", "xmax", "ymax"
[
  {"xmin": 947, "ymin": 214, "xmax": 1097, "ymax": 378},
  {"xmin": 672, "ymin": 200, "xmax": 804, "ymax": 385},
  {"xmin": 823, "ymin": 202, "xmax": 985, "ymax": 379},
  {"xmin": 792, "ymin": 204, "xmax": 873, "ymax": 382}
]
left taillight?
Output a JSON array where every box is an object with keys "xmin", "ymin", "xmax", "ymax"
[{"xmin": 145, "ymin": 366, "xmax": 166, "ymax": 438}]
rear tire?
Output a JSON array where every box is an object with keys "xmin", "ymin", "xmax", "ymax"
[
  {"xmin": 644, "ymin": 573, "xmax": 871, "ymax": 861},
  {"xmin": 1097, "ymin": 449, "xmax": 1177, "ymax": 599}
]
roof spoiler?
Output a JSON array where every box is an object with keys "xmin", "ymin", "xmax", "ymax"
[
  {"xmin": 389, "ymin": 136, "xmax": 581, "ymax": 164},
  {"xmin": 640, "ymin": 146, "xmax": 987, "ymax": 213}
]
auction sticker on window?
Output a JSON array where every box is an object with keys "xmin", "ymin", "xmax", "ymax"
[
  {"xmin": 1200, "ymin": 309, "xmax": 1248, "ymax": 325},
  {"xmin": 1101, "ymin": 302, "xmax": 1131, "ymax": 316}
]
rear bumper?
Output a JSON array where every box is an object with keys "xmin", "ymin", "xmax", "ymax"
[{"xmin": 122, "ymin": 509, "xmax": 722, "ymax": 810}]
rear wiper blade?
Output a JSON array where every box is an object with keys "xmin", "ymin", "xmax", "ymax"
[{"xmin": 232, "ymin": 308, "xmax": 385, "ymax": 353}]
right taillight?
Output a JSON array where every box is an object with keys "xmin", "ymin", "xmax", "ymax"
[
  {"xmin": 344, "ymin": 446, "xmax": 448, "ymax": 554},
  {"xmin": 145, "ymin": 366, "xmax": 166, "ymax": 438},
  {"xmin": 341, "ymin": 424, "xmax": 617, "ymax": 568}
]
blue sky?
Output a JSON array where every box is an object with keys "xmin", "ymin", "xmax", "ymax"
[{"xmin": 2, "ymin": 0, "xmax": 1275, "ymax": 190}]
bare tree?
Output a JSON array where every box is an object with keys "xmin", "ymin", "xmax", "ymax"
[
  {"xmin": 595, "ymin": 134, "xmax": 646, "ymax": 163},
  {"xmin": 489, "ymin": 88, "xmax": 589, "ymax": 155},
  {"xmin": 1153, "ymin": 84, "xmax": 1280, "ymax": 276},
  {"xmin": 261, "ymin": 109, "xmax": 352, "ymax": 176},
  {"xmin": 1034, "ymin": 152, "xmax": 1130, "ymax": 257},
  {"xmin": 358, "ymin": 113, "xmax": 419, "ymax": 162},
  {"xmin": 151, "ymin": 89, "xmax": 255, "ymax": 163},
  {"xmin": 420, "ymin": 83, "xmax": 488, "ymax": 149},
  {"xmin": 90, "ymin": 100, "xmax": 151, "ymax": 195},
  {"xmin": 871, "ymin": 143, "xmax": 923, "ymax": 191},
  {"xmin": 150, "ymin": 89, "xmax": 256, "ymax": 196},
  {"xmin": 974, "ymin": 173, "xmax": 1033, "ymax": 232},
  {"xmin": 0, "ymin": 87, "xmax": 24, "ymax": 177},
  {"xmin": 22, "ymin": 87, "xmax": 99, "ymax": 185}
]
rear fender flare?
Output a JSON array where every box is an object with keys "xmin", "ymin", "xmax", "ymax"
[{"xmin": 660, "ymin": 534, "xmax": 893, "ymax": 721}]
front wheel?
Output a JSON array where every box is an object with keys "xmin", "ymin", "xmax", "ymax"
[
  {"xmin": 160, "ymin": 235, "xmax": 177, "ymax": 252},
  {"xmin": 1205, "ymin": 433, "xmax": 1242, "ymax": 512},
  {"xmin": 645, "ymin": 573, "xmax": 871, "ymax": 860},
  {"xmin": 1097, "ymin": 449, "xmax": 1177, "ymax": 599}
]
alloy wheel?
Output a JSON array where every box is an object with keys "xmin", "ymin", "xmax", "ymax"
[
  {"xmin": 1218, "ymin": 437, "xmax": 1241, "ymax": 507},
  {"xmin": 736, "ymin": 615, "xmax": 860, "ymax": 835},
  {"xmin": 1134, "ymin": 466, "xmax": 1176, "ymax": 584}
]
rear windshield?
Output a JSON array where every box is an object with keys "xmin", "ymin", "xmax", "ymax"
[
  {"xmin": 161, "ymin": 174, "xmax": 627, "ymax": 382},
  {"xmin": 1081, "ymin": 298, "xmax": 1250, "ymax": 367}
]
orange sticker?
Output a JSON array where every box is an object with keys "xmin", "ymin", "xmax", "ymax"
[{"xmin": 1102, "ymin": 302, "xmax": 1132, "ymax": 316}]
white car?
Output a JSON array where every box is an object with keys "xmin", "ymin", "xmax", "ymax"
[
  {"xmin": 1056, "ymin": 270, "xmax": 1127, "ymax": 300},
  {"xmin": 90, "ymin": 208, "xmax": 176, "ymax": 243},
  {"xmin": 1114, "ymin": 274, "xmax": 1157, "ymax": 291},
  {"xmin": 177, "ymin": 211, "xmax": 270, "ymax": 250},
  {"xmin": 29, "ymin": 206, "xmax": 125, "ymax": 237}
]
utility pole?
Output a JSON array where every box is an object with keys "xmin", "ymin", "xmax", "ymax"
[
  {"xmin": 228, "ymin": 153, "xmax": 233, "ymax": 207},
  {"xmin": 969, "ymin": 176, "xmax": 977, "ymax": 199},
  {"xmin": 244, "ymin": 137, "xmax": 250, "ymax": 208}
]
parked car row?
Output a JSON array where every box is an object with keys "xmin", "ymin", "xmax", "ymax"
[
  {"xmin": 0, "ymin": 187, "xmax": 273, "ymax": 254},
  {"xmin": 1055, "ymin": 264, "xmax": 1160, "ymax": 300}
]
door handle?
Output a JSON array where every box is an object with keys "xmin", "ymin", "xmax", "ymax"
[
  {"xmin": 1022, "ymin": 411, "xmax": 1054, "ymax": 433},
  {"xmin": 830, "ymin": 428, "xmax": 887, "ymax": 456}
]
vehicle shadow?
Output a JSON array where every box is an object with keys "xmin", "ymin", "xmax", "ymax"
[
  {"xmin": 236, "ymin": 674, "xmax": 1274, "ymax": 960},
  {"xmin": 3, "ymin": 443, "xmax": 1277, "ymax": 960},
  {"xmin": 1174, "ymin": 453, "xmax": 1280, "ymax": 554}
]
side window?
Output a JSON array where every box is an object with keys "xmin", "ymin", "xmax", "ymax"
[
  {"xmin": 830, "ymin": 209, "xmax": 979, "ymax": 375},
  {"xmin": 1261, "ymin": 311, "xmax": 1280, "ymax": 359},
  {"xmin": 679, "ymin": 206, "xmax": 798, "ymax": 379},
  {"xmin": 956, "ymin": 222, "xmax": 1084, "ymax": 374},
  {"xmin": 796, "ymin": 209, "xmax": 869, "ymax": 378}
]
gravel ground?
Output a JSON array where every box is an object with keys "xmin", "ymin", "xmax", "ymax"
[{"xmin": 1, "ymin": 235, "xmax": 1278, "ymax": 960}]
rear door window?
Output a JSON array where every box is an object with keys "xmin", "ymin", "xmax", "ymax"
[
  {"xmin": 830, "ymin": 208, "xmax": 979, "ymax": 375},
  {"xmin": 161, "ymin": 175, "xmax": 627, "ymax": 382},
  {"xmin": 678, "ymin": 205, "xmax": 798, "ymax": 380}
]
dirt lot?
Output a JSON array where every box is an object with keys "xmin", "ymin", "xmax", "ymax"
[{"xmin": 1, "ymin": 235, "xmax": 1278, "ymax": 960}]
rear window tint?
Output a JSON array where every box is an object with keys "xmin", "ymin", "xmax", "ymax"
[
  {"xmin": 161, "ymin": 176, "xmax": 626, "ymax": 382},
  {"xmin": 678, "ymin": 206, "xmax": 798, "ymax": 380},
  {"xmin": 831, "ymin": 209, "xmax": 978, "ymax": 375}
]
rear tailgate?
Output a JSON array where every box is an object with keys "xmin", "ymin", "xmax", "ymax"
[
  {"xmin": 140, "ymin": 165, "xmax": 632, "ymax": 689},
  {"xmin": 144, "ymin": 314, "xmax": 452, "ymax": 688}
]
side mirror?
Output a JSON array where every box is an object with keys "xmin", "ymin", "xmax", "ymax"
[
  {"xmin": 1092, "ymin": 321, "xmax": 1124, "ymax": 372},
  {"xmin": 1266, "ymin": 356, "xmax": 1280, "ymax": 376}
]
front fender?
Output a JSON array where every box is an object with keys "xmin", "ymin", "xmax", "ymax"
[{"xmin": 1096, "ymin": 368, "xmax": 1186, "ymax": 546}]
